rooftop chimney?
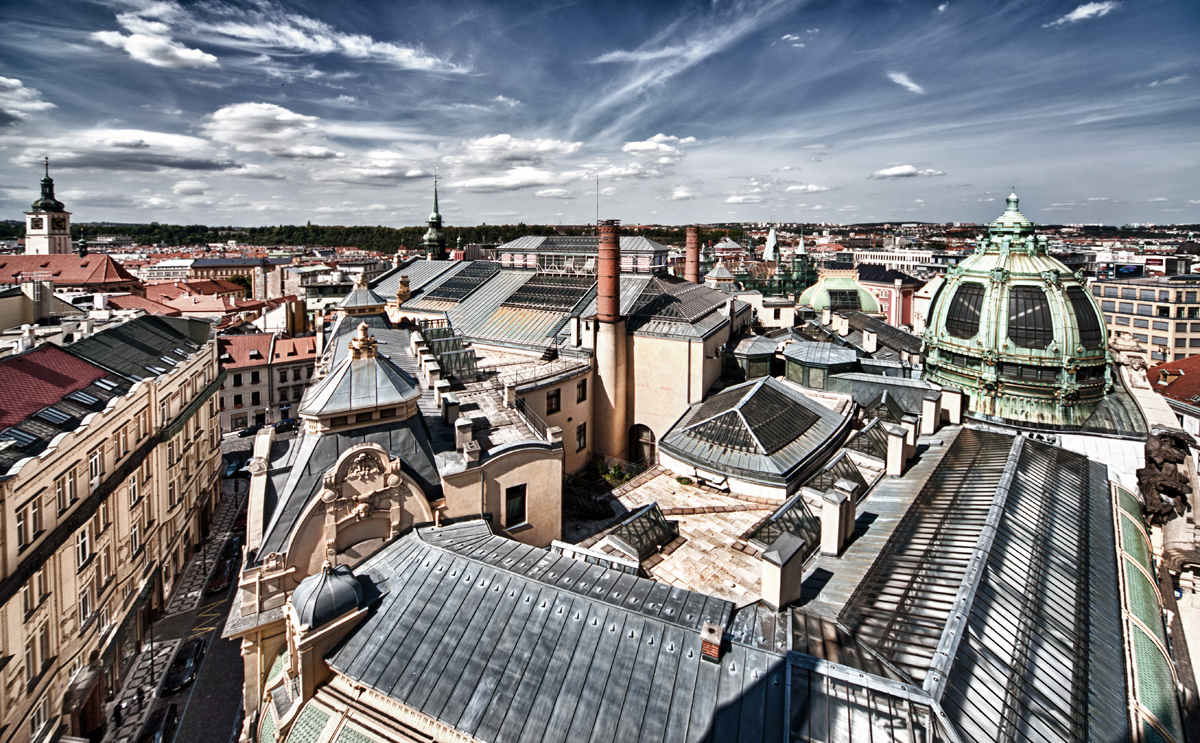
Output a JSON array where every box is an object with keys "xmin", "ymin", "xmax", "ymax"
[
  {"xmin": 597, "ymin": 220, "xmax": 621, "ymax": 323},
  {"xmin": 684, "ymin": 226, "xmax": 700, "ymax": 284}
]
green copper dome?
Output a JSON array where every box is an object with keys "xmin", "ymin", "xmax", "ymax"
[
  {"xmin": 30, "ymin": 160, "xmax": 65, "ymax": 213},
  {"xmin": 797, "ymin": 269, "xmax": 880, "ymax": 313},
  {"xmin": 922, "ymin": 193, "xmax": 1110, "ymax": 426}
]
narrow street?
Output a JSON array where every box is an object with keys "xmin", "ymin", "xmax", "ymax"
[{"xmin": 103, "ymin": 473, "xmax": 248, "ymax": 743}]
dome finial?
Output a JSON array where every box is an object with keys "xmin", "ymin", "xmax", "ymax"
[
  {"xmin": 1006, "ymin": 189, "xmax": 1019, "ymax": 212},
  {"xmin": 44, "ymin": 157, "xmax": 49, "ymax": 178}
]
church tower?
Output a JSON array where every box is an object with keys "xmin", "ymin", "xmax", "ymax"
[
  {"xmin": 422, "ymin": 179, "xmax": 446, "ymax": 260},
  {"xmin": 25, "ymin": 158, "xmax": 71, "ymax": 255}
]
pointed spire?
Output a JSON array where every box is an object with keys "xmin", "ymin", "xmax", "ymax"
[{"xmin": 31, "ymin": 157, "xmax": 65, "ymax": 212}]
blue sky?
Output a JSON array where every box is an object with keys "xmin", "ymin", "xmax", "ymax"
[{"xmin": 0, "ymin": 0, "xmax": 1197, "ymax": 227}]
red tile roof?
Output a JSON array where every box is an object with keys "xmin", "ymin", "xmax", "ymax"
[
  {"xmin": 145, "ymin": 279, "xmax": 247, "ymax": 302},
  {"xmin": 0, "ymin": 344, "xmax": 107, "ymax": 430},
  {"xmin": 272, "ymin": 336, "xmax": 318, "ymax": 361},
  {"xmin": 218, "ymin": 334, "xmax": 274, "ymax": 369},
  {"xmin": 0, "ymin": 255, "xmax": 140, "ymax": 287},
  {"xmin": 1146, "ymin": 355, "xmax": 1200, "ymax": 406}
]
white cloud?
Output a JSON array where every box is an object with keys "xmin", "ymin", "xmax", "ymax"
[
  {"xmin": 1189, "ymin": 199, "xmax": 1200, "ymax": 205},
  {"xmin": 0, "ymin": 77, "xmax": 56, "ymax": 127},
  {"xmin": 92, "ymin": 11, "xmax": 219, "ymax": 69},
  {"xmin": 1087, "ymin": 196, "xmax": 1110, "ymax": 201},
  {"xmin": 1148, "ymin": 197, "xmax": 1168, "ymax": 202},
  {"xmin": 664, "ymin": 186, "xmax": 698, "ymax": 201},
  {"xmin": 869, "ymin": 165, "xmax": 945, "ymax": 179},
  {"xmin": 887, "ymin": 71, "xmax": 925, "ymax": 94},
  {"xmin": 781, "ymin": 34, "xmax": 800, "ymax": 41},
  {"xmin": 622, "ymin": 133, "xmax": 695, "ymax": 164},
  {"xmin": 786, "ymin": 183, "xmax": 829, "ymax": 193},
  {"xmin": 599, "ymin": 187, "xmax": 617, "ymax": 196},
  {"xmin": 445, "ymin": 134, "xmax": 582, "ymax": 169},
  {"xmin": 172, "ymin": 179, "xmax": 208, "ymax": 195},
  {"xmin": 10, "ymin": 127, "xmax": 235, "ymax": 172},
  {"xmin": 1044, "ymin": 2, "xmax": 1119, "ymax": 27},
  {"xmin": 451, "ymin": 166, "xmax": 576, "ymax": 192},
  {"xmin": 535, "ymin": 188, "xmax": 574, "ymax": 199},
  {"xmin": 1148, "ymin": 74, "xmax": 1189, "ymax": 87},
  {"xmin": 725, "ymin": 194, "xmax": 764, "ymax": 204},
  {"xmin": 201, "ymin": 102, "xmax": 343, "ymax": 159},
  {"xmin": 938, "ymin": 3, "xmax": 949, "ymax": 11},
  {"xmin": 493, "ymin": 96, "xmax": 521, "ymax": 108}
]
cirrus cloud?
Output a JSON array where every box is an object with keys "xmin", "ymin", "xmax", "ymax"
[
  {"xmin": 92, "ymin": 11, "xmax": 219, "ymax": 69},
  {"xmin": 886, "ymin": 71, "xmax": 925, "ymax": 94},
  {"xmin": 1044, "ymin": 1, "xmax": 1119, "ymax": 28}
]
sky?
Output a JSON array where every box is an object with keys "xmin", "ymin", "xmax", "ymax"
[{"xmin": 0, "ymin": 0, "xmax": 1197, "ymax": 228}]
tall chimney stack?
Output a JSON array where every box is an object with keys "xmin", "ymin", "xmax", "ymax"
[
  {"xmin": 597, "ymin": 220, "xmax": 622, "ymax": 323},
  {"xmin": 684, "ymin": 226, "xmax": 700, "ymax": 283},
  {"xmin": 594, "ymin": 219, "xmax": 629, "ymax": 459}
]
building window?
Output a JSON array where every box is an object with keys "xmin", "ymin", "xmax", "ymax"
[
  {"xmin": 131, "ymin": 521, "xmax": 141, "ymax": 555},
  {"xmin": 1158, "ymin": 306, "xmax": 1171, "ymax": 317},
  {"xmin": 233, "ymin": 373, "xmax": 243, "ymax": 387},
  {"xmin": 251, "ymin": 391, "xmax": 261, "ymax": 405},
  {"xmin": 1118, "ymin": 302, "xmax": 1134, "ymax": 314},
  {"xmin": 945, "ymin": 283, "xmax": 985, "ymax": 339},
  {"xmin": 546, "ymin": 388, "xmax": 561, "ymax": 415},
  {"xmin": 30, "ymin": 696, "xmax": 48, "ymax": 738},
  {"xmin": 331, "ymin": 416, "xmax": 347, "ymax": 427},
  {"xmin": 231, "ymin": 414, "xmax": 247, "ymax": 429},
  {"xmin": 505, "ymin": 484, "xmax": 527, "ymax": 529},
  {"xmin": 279, "ymin": 370, "xmax": 288, "ymax": 384},
  {"xmin": 233, "ymin": 394, "xmax": 243, "ymax": 407},
  {"xmin": 307, "ymin": 366, "xmax": 314, "ymax": 378},
  {"xmin": 577, "ymin": 378, "xmax": 587, "ymax": 403},
  {"xmin": 576, "ymin": 422, "xmax": 587, "ymax": 452},
  {"xmin": 101, "ymin": 546, "xmax": 113, "ymax": 584},
  {"xmin": 293, "ymin": 387, "xmax": 302, "ymax": 400},
  {"xmin": 773, "ymin": 308, "xmax": 782, "ymax": 320},
  {"xmin": 356, "ymin": 412, "xmax": 373, "ymax": 423},
  {"xmin": 17, "ymin": 508, "xmax": 29, "ymax": 548},
  {"xmin": 168, "ymin": 482, "xmax": 177, "ymax": 509},
  {"xmin": 279, "ymin": 388, "xmax": 289, "ymax": 402},
  {"xmin": 79, "ymin": 586, "xmax": 93, "ymax": 624},
  {"xmin": 89, "ymin": 448, "xmax": 103, "ymax": 484},
  {"xmin": 293, "ymin": 368, "xmax": 302, "ymax": 381},
  {"xmin": 251, "ymin": 371, "xmax": 261, "ymax": 385},
  {"xmin": 129, "ymin": 473, "xmax": 139, "ymax": 507},
  {"xmin": 76, "ymin": 526, "xmax": 91, "ymax": 569}
]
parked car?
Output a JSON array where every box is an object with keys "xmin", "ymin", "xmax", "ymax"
[
  {"xmin": 237, "ymin": 424, "xmax": 263, "ymax": 438},
  {"xmin": 207, "ymin": 557, "xmax": 237, "ymax": 594},
  {"xmin": 221, "ymin": 534, "xmax": 244, "ymax": 563},
  {"xmin": 162, "ymin": 638, "xmax": 206, "ymax": 694},
  {"xmin": 275, "ymin": 418, "xmax": 300, "ymax": 433},
  {"xmin": 137, "ymin": 704, "xmax": 179, "ymax": 743},
  {"xmin": 233, "ymin": 505, "xmax": 248, "ymax": 533},
  {"xmin": 223, "ymin": 460, "xmax": 239, "ymax": 478}
]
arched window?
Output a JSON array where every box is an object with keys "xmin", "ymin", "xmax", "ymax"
[
  {"xmin": 945, "ymin": 283, "xmax": 985, "ymax": 339},
  {"xmin": 1008, "ymin": 286, "xmax": 1054, "ymax": 349}
]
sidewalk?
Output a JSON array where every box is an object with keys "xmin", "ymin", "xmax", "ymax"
[
  {"xmin": 164, "ymin": 480, "xmax": 247, "ymax": 617},
  {"xmin": 101, "ymin": 638, "xmax": 180, "ymax": 743}
]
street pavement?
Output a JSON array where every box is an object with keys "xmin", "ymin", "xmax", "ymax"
[{"xmin": 102, "ymin": 475, "xmax": 249, "ymax": 743}]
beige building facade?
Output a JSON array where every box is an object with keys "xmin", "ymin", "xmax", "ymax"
[{"xmin": 0, "ymin": 316, "xmax": 222, "ymax": 743}]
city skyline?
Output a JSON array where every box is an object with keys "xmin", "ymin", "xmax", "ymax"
[{"xmin": 0, "ymin": 0, "xmax": 1197, "ymax": 227}]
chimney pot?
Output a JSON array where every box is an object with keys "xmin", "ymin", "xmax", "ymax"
[{"xmin": 700, "ymin": 622, "xmax": 722, "ymax": 663}]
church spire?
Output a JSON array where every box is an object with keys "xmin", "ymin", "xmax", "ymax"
[
  {"xmin": 422, "ymin": 175, "xmax": 446, "ymax": 260},
  {"xmin": 31, "ymin": 157, "xmax": 65, "ymax": 213}
]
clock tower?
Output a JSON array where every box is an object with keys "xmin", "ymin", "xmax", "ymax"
[{"xmin": 25, "ymin": 158, "xmax": 71, "ymax": 255}]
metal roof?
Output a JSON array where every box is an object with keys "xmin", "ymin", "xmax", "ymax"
[
  {"xmin": 335, "ymin": 283, "xmax": 387, "ymax": 309},
  {"xmin": 65, "ymin": 316, "xmax": 209, "ymax": 381},
  {"xmin": 661, "ymin": 377, "xmax": 854, "ymax": 487},
  {"xmin": 495, "ymin": 235, "xmax": 667, "ymax": 255},
  {"xmin": 323, "ymin": 519, "xmax": 959, "ymax": 743},
  {"xmin": 838, "ymin": 428, "xmax": 1132, "ymax": 743},
  {"xmin": 297, "ymin": 348, "xmax": 421, "ymax": 418},
  {"xmin": 422, "ymin": 261, "xmax": 501, "ymax": 302},
  {"xmin": 372, "ymin": 259, "xmax": 463, "ymax": 297},
  {"xmin": 783, "ymin": 341, "xmax": 859, "ymax": 368}
]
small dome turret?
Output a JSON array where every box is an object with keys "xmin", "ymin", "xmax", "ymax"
[
  {"xmin": 291, "ymin": 562, "xmax": 365, "ymax": 631},
  {"xmin": 31, "ymin": 158, "xmax": 65, "ymax": 213}
]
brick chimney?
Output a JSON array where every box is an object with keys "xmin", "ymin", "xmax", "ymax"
[
  {"xmin": 597, "ymin": 220, "xmax": 621, "ymax": 323},
  {"xmin": 595, "ymin": 220, "xmax": 628, "ymax": 459},
  {"xmin": 684, "ymin": 226, "xmax": 700, "ymax": 283}
]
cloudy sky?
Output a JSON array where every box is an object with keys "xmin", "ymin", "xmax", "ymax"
[{"xmin": 0, "ymin": 0, "xmax": 1197, "ymax": 227}]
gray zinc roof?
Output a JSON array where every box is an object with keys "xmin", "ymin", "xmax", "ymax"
[
  {"xmin": 297, "ymin": 344, "xmax": 422, "ymax": 418},
  {"xmin": 660, "ymin": 376, "xmax": 854, "ymax": 487},
  {"xmin": 325, "ymin": 520, "xmax": 954, "ymax": 743},
  {"xmin": 336, "ymin": 283, "xmax": 387, "ymax": 310}
]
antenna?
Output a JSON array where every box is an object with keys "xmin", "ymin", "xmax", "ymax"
[{"xmin": 595, "ymin": 175, "xmax": 600, "ymax": 235}]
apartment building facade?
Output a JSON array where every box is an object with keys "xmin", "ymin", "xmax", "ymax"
[
  {"xmin": 1090, "ymin": 274, "xmax": 1200, "ymax": 364},
  {"xmin": 218, "ymin": 334, "xmax": 317, "ymax": 432},
  {"xmin": 0, "ymin": 316, "xmax": 222, "ymax": 743}
]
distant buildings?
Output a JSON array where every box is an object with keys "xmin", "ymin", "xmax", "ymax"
[{"xmin": 1089, "ymin": 274, "xmax": 1200, "ymax": 364}]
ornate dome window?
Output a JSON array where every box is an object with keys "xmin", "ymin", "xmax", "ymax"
[
  {"xmin": 945, "ymin": 283, "xmax": 985, "ymax": 339},
  {"xmin": 1067, "ymin": 287, "xmax": 1105, "ymax": 350},
  {"xmin": 1007, "ymin": 286, "xmax": 1054, "ymax": 349}
]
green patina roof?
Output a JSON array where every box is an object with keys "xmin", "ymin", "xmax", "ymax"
[
  {"xmin": 30, "ymin": 161, "xmax": 65, "ymax": 213},
  {"xmin": 797, "ymin": 275, "xmax": 880, "ymax": 313},
  {"xmin": 286, "ymin": 703, "xmax": 330, "ymax": 743}
]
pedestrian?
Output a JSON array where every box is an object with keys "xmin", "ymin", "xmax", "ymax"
[
  {"xmin": 113, "ymin": 702, "xmax": 123, "ymax": 728},
  {"xmin": 136, "ymin": 686, "xmax": 144, "ymax": 710}
]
